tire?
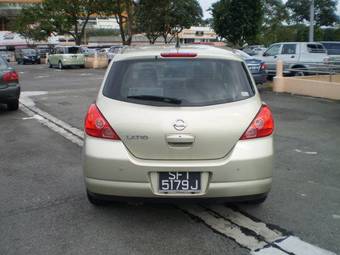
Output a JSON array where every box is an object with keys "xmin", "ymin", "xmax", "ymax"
[
  {"xmin": 291, "ymin": 66, "xmax": 306, "ymax": 77},
  {"xmin": 48, "ymin": 61, "xmax": 52, "ymax": 68},
  {"xmin": 293, "ymin": 70, "xmax": 305, "ymax": 77},
  {"xmin": 58, "ymin": 61, "xmax": 64, "ymax": 70},
  {"xmin": 7, "ymin": 100, "xmax": 19, "ymax": 111},
  {"xmin": 80, "ymin": 64, "xmax": 85, "ymax": 68},
  {"xmin": 267, "ymin": 75, "xmax": 274, "ymax": 81},
  {"xmin": 87, "ymin": 191, "xmax": 109, "ymax": 206}
]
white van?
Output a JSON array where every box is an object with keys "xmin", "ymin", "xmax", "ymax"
[{"xmin": 260, "ymin": 42, "xmax": 328, "ymax": 76}]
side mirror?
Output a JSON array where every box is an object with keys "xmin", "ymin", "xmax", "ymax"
[{"xmin": 263, "ymin": 52, "xmax": 268, "ymax": 57}]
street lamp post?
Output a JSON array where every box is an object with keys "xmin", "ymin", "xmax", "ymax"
[{"xmin": 309, "ymin": 0, "xmax": 315, "ymax": 42}]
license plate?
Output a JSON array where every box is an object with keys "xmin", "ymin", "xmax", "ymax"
[
  {"xmin": 248, "ymin": 65, "xmax": 258, "ymax": 70},
  {"xmin": 158, "ymin": 172, "xmax": 201, "ymax": 193}
]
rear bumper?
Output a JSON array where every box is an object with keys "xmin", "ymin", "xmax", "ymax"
[
  {"xmin": 23, "ymin": 58, "xmax": 40, "ymax": 64},
  {"xmin": 252, "ymin": 73, "xmax": 267, "ymax": 84},
  {"xmin": 83, "ymin": 136, "xmax": 273, "ymax": 199},
  {"xmin": 0, "ymin": 85, "xmax": 20, "ymax": 103},
  {"xmin": 86, "ymin": 177, "xmax": 272, "ymax": 199},
  {"xmin": 62, "ymin": 59, "xmax": 85, "ymax": 66}
]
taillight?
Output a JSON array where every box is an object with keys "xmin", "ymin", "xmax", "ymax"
[
  {"xmin": 160, "ymin": 52, "xmax": 197, "ymax": 58},
  {"xmin": 3, "ymin": 71, "xmax": 19, "ymax": 83},
  {"xmin": 84, "ymin": 104, "xmax": 120, "ymax": 140},
  {"xmin": 260, "ymin": 63, "xmax": 268, "ymax": 70},
  {"xmin": 240, "ymin": 105, "xmax": 274, "ymax": 140}
]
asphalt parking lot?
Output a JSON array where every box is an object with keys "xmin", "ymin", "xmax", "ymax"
[{"xmin": 0, "ymin": 64, "xmax": 339, "ymax": 255}]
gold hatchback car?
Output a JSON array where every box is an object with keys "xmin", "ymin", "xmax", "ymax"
[{"xmin": 83, "ymin": 45, "xmax": 274, "ymax": 205}]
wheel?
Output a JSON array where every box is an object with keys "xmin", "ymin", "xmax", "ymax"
[
  {"xmin": 267, "ymin": 75, "xmax": 274, "ymax": 81},
  {"xmin": 293, "ymin": 70, "xmax": 305, "ymax": 77},
  {"xmin": 48, "ymin": 61, "xmax": 52, "ymax": 68},
  {"xmin": 58, "ymin": 61, "xmax": 64, "ymax": 70},
  {"xmin": 87, "ymin": 190, "xmax": 109, "ymax": 206},
  {"xmin": 80, "ymin": 64, "xmax": 85, "ymax": 68},
  {"xmin": 291, "ymin": 66, "xmax": 306, "ymax": 77},
  {"xmin": 7, "ymin": 100, "xmax": 19, "ymax": 111}
]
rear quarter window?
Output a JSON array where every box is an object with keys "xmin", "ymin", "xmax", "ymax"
[
  {"xmin": 322, "ymin": 43, "xmax": 340, "ymax": 55},
  {"xmin": 307, "ymin": 44, "xmax": 326, "ymax": 53},
  {"xmin": 103, "ymin": 58, "xmax": 255, "ymax": 107}
]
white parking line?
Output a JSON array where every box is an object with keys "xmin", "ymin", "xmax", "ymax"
[
  {"xmin": 19, "ymin": 93, "xmax": 338, "ymax": 255},
  {"xmin": 182, "ymin": 205, "xmax": 336, "ymax": 255}
]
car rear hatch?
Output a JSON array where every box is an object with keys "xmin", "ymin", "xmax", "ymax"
[
  {"xmin": 65, "ymin": 47, "xmax": 84, "ymax": 62},
  {"xmin": 97, "ymin": 56, "xmax": 261, "ymax": 160},
  {"xmin": 245, "ymin": 59, "xmax": 261, "ymax": 73}
]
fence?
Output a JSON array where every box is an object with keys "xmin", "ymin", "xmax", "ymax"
[{"xmin": 273, "ymin": 60, "xmax": 340, "ymax": 100}]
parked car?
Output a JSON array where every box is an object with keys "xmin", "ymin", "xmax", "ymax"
[
  {"xmin": 83, "ymin": 45, "xmax": 274, "ymax": 205},
  {"xmin": 48, "ymin": 46, "xmax": 85, "ymax": 69},
  {"xmin": 260, "ymin": 42, "xmax": 328, "ymax": 77},
  {"xmin": 0, "ymin": 51, "xmax": 11, "ymax": 62},
  {"xmin": 15, "ymin": 48, "xmax": 41, "ymax": 64},
  {"xmin": 99, "ymin": 48, "xmax": 110, "ymax": 54},
  {"xmin": 320, "ymin": 41, "xmax": 340, "ymax": 65},
  {"xmin": 36, "ymin": 46, "xmax": 52, "ymax": 59},
  {"xmin": 107, "ymin": 45, "xmax": 123, "ymax": 62},
  {"xmin": 242, "ymin": 45, "xmax": 267, "ymax": 56},
  {"xmin": 233, "ymin": 50, "xmax": 267, "ymax": 84},
  {"xmin": 81, "ymin": 47, "xmax": 98, "ymax": 57},
  {"xmin": 0, "ymin": 56, "xmax": 20, "ymax": 110}
]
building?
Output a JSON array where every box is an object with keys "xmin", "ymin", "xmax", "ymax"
[
  {"xmin": 178, "ymin": 26, "xmax": 217, "ymax": 44},
  {"xmin": 0, "ymin": 0, "xmax": 41, "ymax": 30}
]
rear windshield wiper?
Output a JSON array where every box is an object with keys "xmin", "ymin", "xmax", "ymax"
[{"xmin": 127, "ymin": 95, "xmax": 182, "ymax": 105}]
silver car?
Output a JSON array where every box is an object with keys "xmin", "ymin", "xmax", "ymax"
[{"xmin": 83, "ymin": 45, "xmax": 274, "ymax": 205}]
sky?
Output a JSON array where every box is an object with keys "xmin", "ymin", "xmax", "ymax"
[
  {"xmin": 198, "ymin": 0, "xmax": 340, "ymax": 19},
  {"xmin": 198, "ymin": 0, "xmax": 217, "ymax": 19}
]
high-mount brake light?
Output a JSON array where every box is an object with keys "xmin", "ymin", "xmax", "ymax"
[
  {"xmin": 160, "ymin": 53, "xmax": 197, "ymax": 58},
  {"xmin": 240, "ymin": 104, "xmax": 274, "ymax": 140},
  {"xmin": 84, "ymin": 104, "xmax": 120, "ymax": 140}
]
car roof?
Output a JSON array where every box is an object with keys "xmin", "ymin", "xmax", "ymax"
[
  {"xmin": 116, "ymin": 45, "xmax": 241, "ymax": 61},
  {"xmin": 56, "ymin": 46, "xmax": 80, "ymax": 48},
  {"xmin": 320, "ymin": 41, "xmax": 340, "ymax": 44},
  {"xmin": 272, "ymin": 42, "xmax": 323, "ymax": 45}
]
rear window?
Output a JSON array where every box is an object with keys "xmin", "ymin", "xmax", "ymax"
[
  {"xmin": 103, "ymin": 59, "xmax": 255, "ymax": 107},
  {"xmin": 66, "ymin": 47, "xmax": 81, "ymax": 54},
  {"xmin": 307, "ymin": 44, "xmax": 326, "ymax": 53},
  {"xmin": 322, "ymin": 43, "xmax": 340, "ymax": 55},
  {"xmin": 22, "ymin": 49, "xmax": 36, "ymax": 54}
]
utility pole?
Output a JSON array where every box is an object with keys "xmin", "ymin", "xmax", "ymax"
[{"xmin": 309, "ymin": 0, "xmax": 315, "ymax": 42}]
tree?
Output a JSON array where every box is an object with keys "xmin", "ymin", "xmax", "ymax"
[
  {"xmin": 135, "ymin": 0, "xmax": 163, "ymax": 44},
  {"xmin": 211, "ymin": 0, "xmax": 263, "ymax": 46},
  {"xmin": 286, "ymin": 0, "xmax": 339, "ymax": 26},
  {"xmin": 161, "ymin": 0, "xmax": 203, "ymax": 43},
  {"xmin": 135, "ymin": 0, "xmax": 202, "ymax": 44},
  {"xmin": 259, "ymin": 0, "xmax": 288, "ymax": 45},
  {"xmin": 100, "ymin": 0, "xmax": 137, "ymax": 45},
  {"xmin": 14, "ymin": 6, "xmax": 51, "ymax": 46},
  {"xmin": 15, "ymin": 0, "xmax": 102, "ymax": 45}
]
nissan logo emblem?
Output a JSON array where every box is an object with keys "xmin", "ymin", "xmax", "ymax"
[{"xmin": 173, "ymin": 119, "xmax": 186, "ymax": 131}]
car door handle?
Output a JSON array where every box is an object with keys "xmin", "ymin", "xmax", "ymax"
[
  {"xmin": 291, "ymin": 55, "xmax": 295, "ymax": 58},
  {"xmin": 166, "ymin": 134, "xmax": 195, "ymax": 146}
]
